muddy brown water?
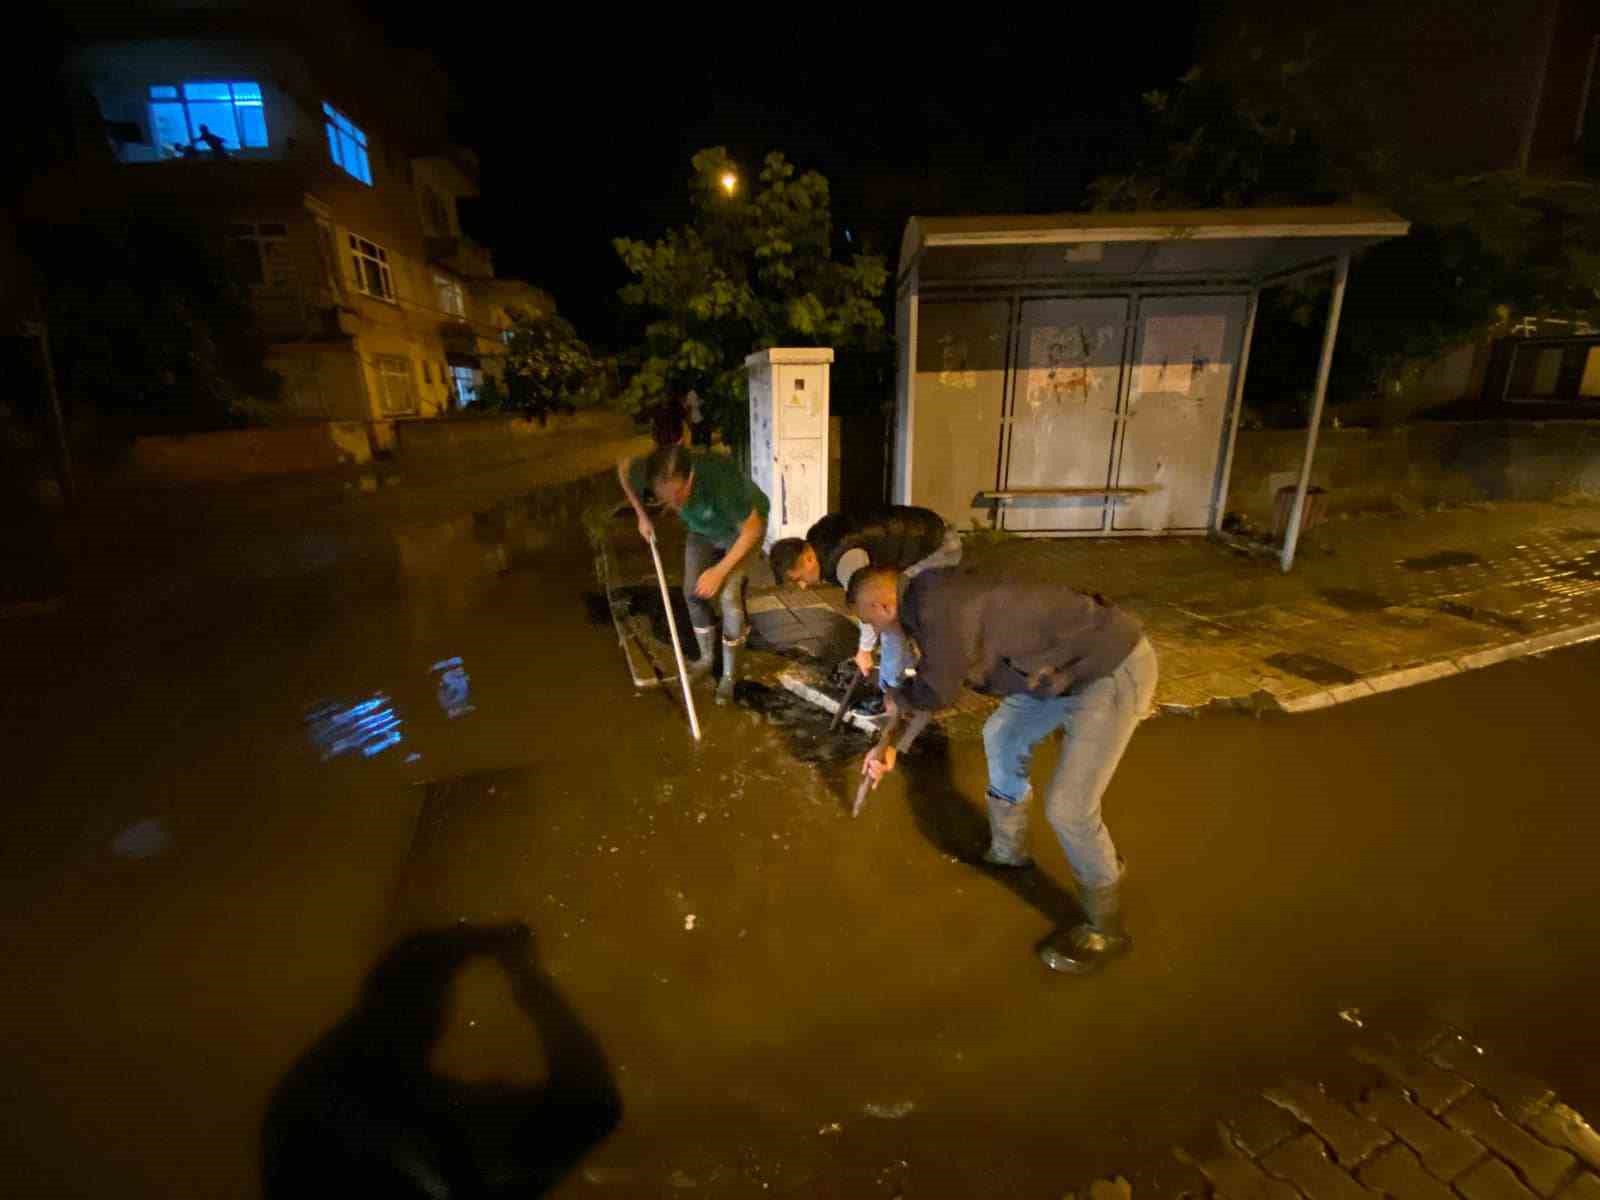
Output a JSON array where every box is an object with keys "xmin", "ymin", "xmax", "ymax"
[{"xmin": 2, "ymin": 476, "xmax": 1598, "ymax": 1197}]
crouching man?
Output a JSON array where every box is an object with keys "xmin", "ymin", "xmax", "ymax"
[
  {"xmin": 852, "ymin": 565, "xmax": 1158, "ymax": 975},
  {"xmin": 767, "ymin": 505, "xmax": 960, "ymax": 687}
]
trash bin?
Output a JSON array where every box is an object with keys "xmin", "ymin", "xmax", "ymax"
[{"xmin": 1273, "ymin": 485, "xmax": 1328, "ymax": 540}]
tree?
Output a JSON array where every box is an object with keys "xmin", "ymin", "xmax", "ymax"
[
  {"xmin": 25, "ymin": 213, "xmax": 280, "ymax": 436},
  {"xmin": 484, "ymin": 308, "xmax": 601, "ymax": 421},
  {"xmin": 1090, "ymin": 56, "xmax": 1600, "ymax": 424},
  {"xmin": 612, "ymin": 148, "xmax": 889, "ymax": 446}
]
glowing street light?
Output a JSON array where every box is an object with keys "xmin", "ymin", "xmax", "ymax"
[{"xmin": 719, "ymin": 170, "xmax": 738, "ymax": 196}]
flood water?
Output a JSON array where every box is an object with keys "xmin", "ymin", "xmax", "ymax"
[{"xmin": 2, "ymin": 472, "xmax": 1598, "ymax": 1197}]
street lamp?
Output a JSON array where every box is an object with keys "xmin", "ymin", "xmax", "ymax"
[{"xmin": 719, "ymin": 169, "xmax": 738, "ymax": 196}]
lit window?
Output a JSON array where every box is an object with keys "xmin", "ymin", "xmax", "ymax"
[
  {"xmin": 348, "ymin": 234, "xmax": 394, "ymax": 301},
  {"xmin": 323, "ymin": 102, "xmax": 372, "ymax": 185},
  {"xmin": 435, "ymin": 274, "xmax": 465, "ymax": 317},
  {"xmin": 373, "ymin": 355, "xmax": 418, "ymax": 415},
  {"xmin": 451, "ymin": 365, "xmax": 480, "ymax": 407},
  {"xmin": 148, "ymin": 82, "xmax": 267, "ymax": 158}
]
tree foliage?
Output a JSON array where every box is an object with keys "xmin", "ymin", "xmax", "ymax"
[
  {"xmin": 1090, "ymin": 53, "xmax": 1600, "ymax": 422},
  {"xmin": 485, "ymin": 308, "xmax": 601, "ymax": 420},
  {"xmin": 613, "ymin": 148, "xmax": 888, "ymax": 443}
]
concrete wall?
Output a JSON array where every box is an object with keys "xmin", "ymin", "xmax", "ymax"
[
  {"xmin": 126, "ymin": 411, "xmax": 637, "ymax": 485},
  {"xmin": 1224, "ymin": 420, "xmax": 1600, "ymax": 527},
  {"xmin": 130, "ymin": 421, "xmax": 371, "ymax": 482},
  {"xmin": 387, "ymin": 411, "xmax": 631, "ymax": 479}
]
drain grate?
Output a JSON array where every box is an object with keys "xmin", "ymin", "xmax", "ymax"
[
  {"xmin": 1318, "ymin": 588, "xmax": 1395, "ymax": 613},
  {"xmin": 1399, "ymin": 550, "xmax": 1484, "ymax": 571},
  {"xmin": 1264, "ymin": 652, "xmax": 1361, "ymax": 686},
  {"xmin": 1435, "ymin": 600, "xmax": 1530, "ymax": 633}
]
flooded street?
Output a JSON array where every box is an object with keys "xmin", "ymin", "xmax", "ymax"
[{"xmin": 3, "ymin": 473, "xmax": 1598, "ymax": 1197}]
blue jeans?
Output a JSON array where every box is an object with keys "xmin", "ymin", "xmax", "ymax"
[
  {"xmin": 873, "ymin": 530, "xmax": 964, "ymax": 688},
  {"xmin": 684, "ymin": 532, "xmax": 749, "ymax": 641},
  {"xmin": 980, "ymin": 638, "xmax": 1158, "ymax": 889}
]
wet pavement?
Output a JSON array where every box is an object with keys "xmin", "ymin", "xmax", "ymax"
[{"xmin": 3, "ymin": 471, "xmax": 1599, "ymax": 1197}]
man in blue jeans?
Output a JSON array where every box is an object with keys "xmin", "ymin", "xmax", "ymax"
[{"xmin": 854, "ymin": 564, "xmax": 1158, "ymax": 975}]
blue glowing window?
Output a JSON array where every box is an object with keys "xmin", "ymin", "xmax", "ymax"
[
  {"xmin": 322, "ymin": 101, "xmax": 372, "ymax": 185},
  {"xmin": 147, "ymin": 82, "xmax": 267, "ymax": 157}
]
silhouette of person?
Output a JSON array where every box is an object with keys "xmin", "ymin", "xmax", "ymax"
[
  {"xmin": 193, "ymin": 123, "xmax": 229, "ymax": 157},
  {"xmin": 262, "ymin": 923, "xmax": 621, "ymax": 1198}
]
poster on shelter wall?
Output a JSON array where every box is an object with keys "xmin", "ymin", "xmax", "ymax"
[
  {"xmin": 1024, "ymin": 324, "xmax": 1120, "ymax": 413},
  {"xmin": 1136, "ymin": 314, "xmax": 1227, "ymax": 406},
  {"xmin": 937, "ymin": 333, "xmax": 978, "ymax": 390}
]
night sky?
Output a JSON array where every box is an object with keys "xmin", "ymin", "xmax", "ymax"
[{"xmin": 381, "ymin": 13, "xmax": 1207, "ymax": 345}]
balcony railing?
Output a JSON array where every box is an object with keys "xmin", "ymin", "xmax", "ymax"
[
  {"xmin": 251, "ymin": 290, "xmax": 355, "ymax": 342},
  {"xmin": 439, "ymin": 317, "xmax": 479, "ymax": 357},
  {"xmin": 425, "ymin": 234, "xmax": 494, "ymax": 279}
]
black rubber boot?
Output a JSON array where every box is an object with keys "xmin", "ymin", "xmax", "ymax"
[
  {"xmin": 1038, "ymin": 882, "xmax": 1131, "ymax": 975},
  {"xmin": 687, "ymin": 626, "xmax": 717, "ymax": 681}
]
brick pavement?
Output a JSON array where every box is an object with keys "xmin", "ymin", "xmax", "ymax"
[{"xmin": 1085, "ymin": 1024, "xmax": 1600, "ymax": 1200}]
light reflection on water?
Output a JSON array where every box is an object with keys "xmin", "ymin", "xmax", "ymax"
[
  {"xmin": 431, "ymin": 656, "xmax": 474, "ymax": 719},
  {"xmin": 304, "ymin": 694, "xmax": 404, "ymax": 760}
]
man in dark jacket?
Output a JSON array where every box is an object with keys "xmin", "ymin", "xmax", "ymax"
[
  {"xmin": 768, "ymin": 506, "xmax": 960, "ymax": 681},
  {"xmin": 853, "ymin": 565, "xmax": 1158, "ymax": 975}
]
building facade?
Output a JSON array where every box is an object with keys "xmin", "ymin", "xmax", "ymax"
[{"xmin": 24, "ymin": 2, "xmax": 545, "ymax": 426}]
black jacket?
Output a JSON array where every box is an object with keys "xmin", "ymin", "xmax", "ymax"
[
  {"xmin": 894, "ymin": 568, "xmax": 1143, "ymax": 711},
  {"xmin": 807, "ymin": 506, "xmax": 947, "ymax": 586}
]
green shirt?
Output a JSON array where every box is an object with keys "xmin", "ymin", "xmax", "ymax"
[{"xmin": 630, "ymin": 452, "xmax": 769, "ymax": 547}]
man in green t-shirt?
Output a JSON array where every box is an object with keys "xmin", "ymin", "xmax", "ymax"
[{"xmin": 617, "ymin": 444, "xmax": 770, "ymax": 703}]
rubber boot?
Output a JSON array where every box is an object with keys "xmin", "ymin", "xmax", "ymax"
[
  {"xmin": 1038, "ymin": 881, "xmax": 1131, "ymax": 975},
  {"xmin": 982, "ymin": 788, "xmax": 1033, "ymax": 868},
  {"xmin": 715, "ymin": 634, "xmax": 743, "ymax": 705},
  {"xmin": 687, "ymin": 626, "xmax": 717, "ymax": 681}
]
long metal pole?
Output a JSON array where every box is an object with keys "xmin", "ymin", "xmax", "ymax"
[
  {"xmin": 1281, "ymin": 254, "xmax": 1350, "ymax": 573},
  {"xmin": 1517, "ymin": 0, "xmax": 1561, "ymax": 174},
  {"xmin": 1211, "ymin": 288, "xmax": 1260, "ymax": 532},
  {"xmin": 26, "ymin": 320, "xmax": 76, "ymax": 510},
  {"xmin": 647, "ymin": 533, "xmax": 702, "ymax": 741}
]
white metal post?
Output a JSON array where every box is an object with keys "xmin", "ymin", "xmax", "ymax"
[
  {"xmin": 647, "ymin": 534, "xmax": 702, "ymax": 742},
  {"xmin": 1211, "ymin": 288, "xmax": 1260, "ymax": 532},
  {"xmin": 1280, "ymin": 254, "xmax": 1350, "ymax": 573},
  {"xmin": 898, "ymin": 267, "xmax": 919, "ymax": 504}
]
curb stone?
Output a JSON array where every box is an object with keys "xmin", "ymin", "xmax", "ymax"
[{"xmin": 1273, "ymin": 620, "xmax": 1600, "ymax": 716}]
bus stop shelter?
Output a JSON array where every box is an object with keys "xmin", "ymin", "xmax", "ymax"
[{"xmin": 893, "ymin": 207, "xmax": 1409, "ymax": 569}]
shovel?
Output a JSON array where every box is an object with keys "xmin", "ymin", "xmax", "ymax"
[{"xmin": 851, "ymin": 728, "xmax": 893, "ymax": 818}]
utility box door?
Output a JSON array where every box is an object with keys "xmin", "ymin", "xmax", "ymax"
[{"xmin": 748, "ymin": 350, "xmax": 831, "ymax": 546}]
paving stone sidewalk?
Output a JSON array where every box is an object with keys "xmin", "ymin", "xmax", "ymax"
[
  {"xmin": 1070, "ymin": 1021, "xmax": 1600, "ymax": 1200},
  {"xmin": 596, "ymin": 499, "xmax": 1600, "ymax": 728},
  {"xmin": 965, "ymin": 498, "xmax": 1600, "ymax": 717}
]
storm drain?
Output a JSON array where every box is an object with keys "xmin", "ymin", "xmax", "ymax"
[
  {"xmin": 1399, "ymin": 550, "xmax": 1484, "ymax": 571},
  {"xmin": 1318, "ymin": 588, "xmax": 1395, "ymax": 613},
  {"xmin": 1264, "ymin": 652, "xmax": 1362, "ymax": 686}
]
